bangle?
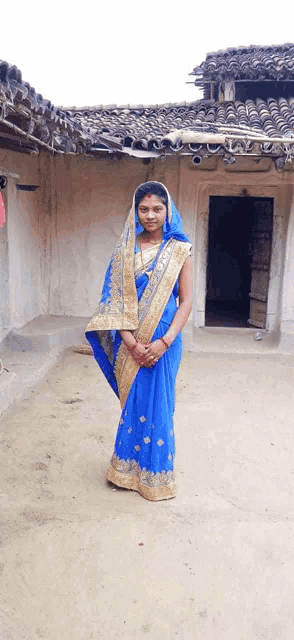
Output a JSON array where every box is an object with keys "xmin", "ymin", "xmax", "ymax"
[
  {"xmin": 127, "ymin": 340, "xmax": 138, "ymax": 355},
  {"xmin": 159, "ymin": 337, "xmax": 169, "ymax": 349}
]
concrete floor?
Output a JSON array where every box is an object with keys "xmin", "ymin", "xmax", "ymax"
[
  {"xmin": 1, "ymin": 347, "xmax": 294, "ymax": 639},
  {"xmin": 0, "ymin": 315, "xmax": 90, "ymax": 417}
]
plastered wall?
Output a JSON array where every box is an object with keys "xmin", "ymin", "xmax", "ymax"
[
  {"xmin": 2, "ymin": 148, "xmax": 294, "ymax": 344},
  {"xmin": 42, "ymin": 154, "xmax": 148, "ymax": 316},
  {"xmin": 0, "ymin": 150, "xmax": 44, "ymax": 342},
  {"xmin": 43, "ymin": 153, "xmax": 198, "ymax": 319},
  {"xmin": 281, "ymin": 187, "xmax": 294, "ymax": 331},
  {"xmin": 0, "ymin": 185, "xmax": 9, "ymax": 342}
]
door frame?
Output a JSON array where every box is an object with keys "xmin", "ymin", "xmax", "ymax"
[{"xmin": 193, "ymin": 183, "xmax": 284, "ymax": 332}]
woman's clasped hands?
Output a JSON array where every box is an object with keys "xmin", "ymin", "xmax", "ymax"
[{"xmin": 130, "ymin": 339, "xmax": 167, "ymax": 368}]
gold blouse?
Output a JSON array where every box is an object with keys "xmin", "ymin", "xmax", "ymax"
[{"xmin": 134, "ymin": 243, "xmax": 161, "ymax": 274}]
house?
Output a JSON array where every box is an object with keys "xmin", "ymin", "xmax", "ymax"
[{"xmin": 1, "ymin": 44, "xmax": 294, "ymax": 352}]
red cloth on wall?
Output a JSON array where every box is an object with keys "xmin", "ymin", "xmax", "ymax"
[{"xmin": 0, "ymin": 193, "xmax": 5, "ymax": 228}]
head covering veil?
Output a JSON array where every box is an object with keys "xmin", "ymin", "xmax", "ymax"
[
  {"xmin": 134, "ymin": 181, "xmax": 190, "ymax": 244},
  {"xmin": 85, "ymin": 181, "xmax": 190, "ymax": 397}
]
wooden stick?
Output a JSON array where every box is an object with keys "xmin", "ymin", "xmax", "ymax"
[{"xmin": 0, "ymin": 117, "xmax": 64, "ymax": 154}]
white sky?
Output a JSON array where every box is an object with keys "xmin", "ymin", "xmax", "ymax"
[{"xmin": 2, "ymin": 0, "xmax": 294, "ymax": 109}]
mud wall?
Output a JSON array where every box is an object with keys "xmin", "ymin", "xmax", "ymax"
[
  {"xmin": 2, "ymin": 148, "xmax": 294, "ymax": 346},
  {"xmin": 0, "ymin": 150, "xmax": 44, "ymax": 343}
]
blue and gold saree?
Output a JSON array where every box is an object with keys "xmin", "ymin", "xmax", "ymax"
[{"xmin": 86, "ymin": 182, "xmax": 191, "ymax": 500}]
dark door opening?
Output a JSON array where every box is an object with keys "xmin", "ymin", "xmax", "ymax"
[{"xmin": 205, "ymin": 196, "xmax": 274, "ymax": 328}]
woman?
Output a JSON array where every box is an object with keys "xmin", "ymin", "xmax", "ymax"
[{"xmin": 86, "ymin": 181, "xmax": 192, "ymax": 501}]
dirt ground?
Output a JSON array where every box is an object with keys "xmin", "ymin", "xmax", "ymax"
[{"xmin": 1, "ymin": 348, "xmax": 294, "ymax": 639}]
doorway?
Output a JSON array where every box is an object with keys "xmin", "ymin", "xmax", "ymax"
[{"xmin": 205, "ymin": 196, "xmax": 274, "ymax": 328}]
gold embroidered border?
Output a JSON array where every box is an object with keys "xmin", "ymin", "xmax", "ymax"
[
  {"xmin": 86, "ymin": 314, "xmax": 137, "ymax": 332},
  {"xmin": 122, "ymin": 204, "xmax": 138, "ymax": 326},
  {"xmin": 115, "ymin": 341, "xmax": 140, "ymax": 405},
  {"xmin": 138, "ymin": 242, "xmax": 191, "ymax": 346},
  {"xmin": 106, "ymin": 453, "xmax": 176, "ymax": 501},
  {"xmin": 86, "ymin": 201, "xmax": 138, "ymax": 334},
  {"xmin": 116, "ymin": 240, "xmax": 191, "ymax": 408}
]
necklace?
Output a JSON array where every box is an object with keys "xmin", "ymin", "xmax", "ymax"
[
  {"xmin": 140, "ymin": 237, "xmax": 161, "ymax": 246},
  {"xmin": 139, "ymin": 231, "xmax": 163, "ymax": 246}
]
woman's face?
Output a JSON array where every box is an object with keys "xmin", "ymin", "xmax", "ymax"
[{"xmin": 138, "ymin": 194, "xmax": 167, "ymax": 232}]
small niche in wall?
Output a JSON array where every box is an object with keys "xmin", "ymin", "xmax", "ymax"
[
  {"xmin": 16, "ymin": 184, "xmax": 40, "ymax": 192},
  {"xmin": 185, "ymin": 156, "xmax": 218, "ymax": 171}
]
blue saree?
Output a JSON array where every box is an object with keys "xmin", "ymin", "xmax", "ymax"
[{"xmin": 86, "ymin": 182, "xmax": 191, "ymax": 501}]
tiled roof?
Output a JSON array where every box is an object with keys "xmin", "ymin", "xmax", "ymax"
[
  {"xmin": 191, "ymin": 44, "xmax": 294, "ymax": 83},
  {"xmin": 2, "ymin": 54, "xmax": 294, "ymax": 163},
  {"xmin": 67, "ymin": 98, "xmax": 294, "ymax": 161},
  {"xmin": 0, "ymin": 60, "xmax": 94, "ymax": 154},
  {"xmin": 67, "ymin": 102, "xmax": 208, "ymax": 152}
]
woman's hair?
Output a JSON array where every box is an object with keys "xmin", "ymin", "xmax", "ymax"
[{"xmin": 135, "ymin": 182, "xmax": 168, "ymax": 209}]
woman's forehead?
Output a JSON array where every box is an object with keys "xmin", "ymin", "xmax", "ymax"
[{"xmin": 139, "ymin": 194, "xmax": 165, "ymax": 206}]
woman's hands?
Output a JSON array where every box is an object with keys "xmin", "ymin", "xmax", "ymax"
[
  {"xmin": 121, "ymin": 330, "xmax": 168, "ymax": 368},
  {"xmin": 129, "ymin": 342, "xmax": 149, "ymax": 367},
  {"xmin": 145, "ymin": 339, "xmax": 167, "ymax": 366},
  {"xmin": 130, "ymin": 339, "xmax": 167, "ymax": 368}
]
